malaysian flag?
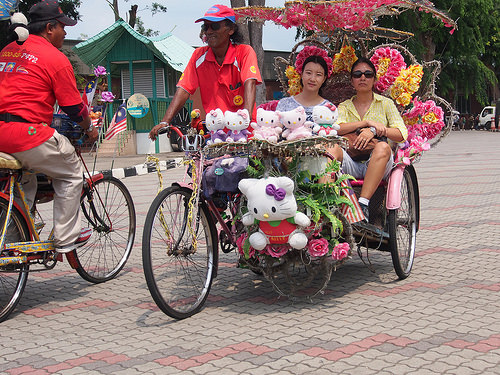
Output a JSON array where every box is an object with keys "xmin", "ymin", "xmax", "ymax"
[
  {"xmin": 105, "ymin": 103, "xmax": 127, "ymax": 140},
  {"xmin": 339, "ymin": 179, "xmax": 366, "ymax": 223},
  {"xmin": 84, "ymin": 78, "xmax": 98, "ymax": 108}
]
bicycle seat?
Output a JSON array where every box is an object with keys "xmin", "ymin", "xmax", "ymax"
[{"xmin": 0, "ymin": 152, "xmax": 22, "ymax": 170}]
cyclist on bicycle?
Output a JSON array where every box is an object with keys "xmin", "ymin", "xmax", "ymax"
[
  {"xmin": 149, "ymin": 4, "xmax": 262, "ymax": 140},
  {"xmin": 0, "ymin": 0, "xmax": 98, "ymax": 253}
]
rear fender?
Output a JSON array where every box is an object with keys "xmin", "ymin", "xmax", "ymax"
[
  {"xmin": 386, "ymin": 165, "xmax": 404, "ymax": 210},
  {"xmin": 0, "ymin": 191, "xmax": 34, "ymax": 239}
]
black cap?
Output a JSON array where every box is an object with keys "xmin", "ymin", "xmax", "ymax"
[{"xmin": 28, "ymin": 0, "xmax": 77, "ymax": 26}]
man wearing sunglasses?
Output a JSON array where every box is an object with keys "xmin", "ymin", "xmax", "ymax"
[{"xmin": 150, "ymin": 4, "xmax": 262, "ymax": 141}]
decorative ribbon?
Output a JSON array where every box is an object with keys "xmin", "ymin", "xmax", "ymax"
[{"xmin": 265, "ymin": 184, "xmax": 286, "ymax": 201}]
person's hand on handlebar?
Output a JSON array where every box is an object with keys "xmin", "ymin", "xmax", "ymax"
[{"xmin": 149, "ymin": 122, "xmax": 169, "ymax": 141}]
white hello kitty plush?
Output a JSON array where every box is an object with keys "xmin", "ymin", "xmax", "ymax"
[
  {"xmin": 312, "ymin": 104, "xmax": 340, "ymax": 136},
  {"xmin": 205, "ymin": 108, "xmax": 227, "ymax": 144},
  {"xmin": 251, "ymin": 108, "xmax": 282, "ymax": 143},
  {"xmin": 239, "ymin": 176, "xmax": 311, "ymax": 251},
  {"xmin": 277, "ymin": 106, "xmax": 313, "ymax": 141},
  {"xmin": 225, "ymin": 109, "xmax": 251, "ymax": 143}
]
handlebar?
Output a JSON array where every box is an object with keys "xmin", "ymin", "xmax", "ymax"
[{"xmin": 158, "ymin": 125, "xmax": 184, "ymax": 139}]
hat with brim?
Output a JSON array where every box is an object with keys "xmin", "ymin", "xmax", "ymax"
[
  {"xmin": 29, "ymin": 0, "xmax": 77, "ymax": 26},
  {"xmin": 195, "ymin": 4, "xmax": 236, "ymax": 23}
]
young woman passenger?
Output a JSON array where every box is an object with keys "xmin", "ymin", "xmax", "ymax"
[
  {"xmin": 329, "ymin": 57, "xmax": 407, "ymax": 222},
  {"xmin": 276, "ymin": 47, "xmax": 333, "ymax": 120}
]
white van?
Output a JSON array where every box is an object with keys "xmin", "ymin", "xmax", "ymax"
[{"xmin": 478, "ymin": 106, "xmax": 496, "ymax": 129}]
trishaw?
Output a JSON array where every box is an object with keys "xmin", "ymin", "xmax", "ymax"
[{"xmin": 141, "ymin": 0, "xmax": 457, "ymax": 319}]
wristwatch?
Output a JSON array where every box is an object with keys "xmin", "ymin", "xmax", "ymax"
[
  {"xmin": 369, "ymin": 126, "xmax": 376, "ymax": 136},
  {"xmin": 85, "ymin": 124, "xmax": 95, "ymax": 133}
]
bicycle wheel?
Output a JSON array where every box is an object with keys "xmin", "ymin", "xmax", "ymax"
[
  {"xmin": 142, "ymin": 186, "xmax": 217, "ymax": 320},
  {"xmin": 388, "ymin": 166, "xmax": 418, "ymax": 279},
  {"xmin": 75, "ymin": 176, "xmax": 135, "ymax": 283},
  {"xmin": 0, "ymin": 196, "xmax": 30, "ymax": 322}
]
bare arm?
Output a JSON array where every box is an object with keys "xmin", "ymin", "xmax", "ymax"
[
  {"xmin": 243, "ymin": 79, "xmax": 257, "ymax": 116},
  {"xmin": 149, "ymin": 88, "xmax": 191, "ymax": 141}
]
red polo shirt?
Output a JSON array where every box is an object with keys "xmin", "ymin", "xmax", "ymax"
[
  {"xmin": 177, "ymin": 43, "xmax": 262, "ymax": 118},
  {"xmin": 0, "ymin": 35, "xmax": 83, "ymax": 153}
]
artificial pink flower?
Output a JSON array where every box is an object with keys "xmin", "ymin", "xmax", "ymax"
[
  {"xmin": 236, "ymin": 233, "xmax": 255, "ymax": 259},
  {"xmin": 101, "ymin": 91, "xmax": 115, "ymax": 102},
  {"xmin": 265, "ymin": 245, "xmax": 289, "ymax": 258},
  {"xmin": 332, "ymin": 242, "xmax": 350, "ymax": 261},
  {"xmin": 94, "ymin": 66, "xmax": 106, "ymax": 76},
  {"xmin": 307, "ymin": 238, "xmax": 329, "ymax": 257}
]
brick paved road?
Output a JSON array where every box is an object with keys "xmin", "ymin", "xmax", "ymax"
[{"xmin": 1, "ymin": 131, "xmax": 499, "ymax": 374}]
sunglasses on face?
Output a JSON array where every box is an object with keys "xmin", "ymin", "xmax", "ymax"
[
  {"xmin": 201, "ymin": 22, "xmax": 223, "ymax": 32},
  {"xmin": 351, "ymin": 70, "xmax": 375, "ymax": 79}
]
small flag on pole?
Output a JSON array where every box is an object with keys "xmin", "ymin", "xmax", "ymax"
[
  {"xmin": 105, "ymin": 103, "xmax": 127, "ymax": 140},
  {"xmin": 85, "ymin": 78, "xmax": 98, "ymax": 107}
]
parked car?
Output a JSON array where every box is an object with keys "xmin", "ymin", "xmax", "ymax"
[{"xmin": 478, "ymin": 106, "xmax": 496, "ymax": 130}]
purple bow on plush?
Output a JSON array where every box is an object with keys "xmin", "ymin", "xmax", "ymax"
[{"xmin": 265, "ymin": 184, "xmax": 286, "ymax": 201}]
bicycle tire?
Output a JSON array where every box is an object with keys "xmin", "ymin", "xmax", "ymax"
[
  {"xmin": 75, "ymin": 176, "xmax": 136, "ymax": 283},
  {"xmin": 388, "ymin": 167, "xmax": 417, "ymax": 279},
  {"xmin": 0, "ymin": 196, "xmax": 30, "ymax": 323},
  {"xmin": 142, "ymin": 186, "xmax": 217, "ymax": 320}
]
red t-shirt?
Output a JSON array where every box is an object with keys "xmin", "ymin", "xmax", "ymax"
[
  {"xmin": 0, "ymin": 35, "xmax": 83, "ymax": 153},
  {"xmin": 177, "ymin": 43, "xmax": 262, "ymax": 118}
]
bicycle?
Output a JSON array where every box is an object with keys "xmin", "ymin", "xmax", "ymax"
[
  {"xmin": 142, "ymin": 127, "xmax": 418, "ymax": 320},
  {"xmin": 0, "ymin": 124, "xmax": 136, "ymax": 322}
]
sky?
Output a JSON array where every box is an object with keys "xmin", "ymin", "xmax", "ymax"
[{"xmin": 65, "ymin": 0, "xmax": 298, "ymax": 51}]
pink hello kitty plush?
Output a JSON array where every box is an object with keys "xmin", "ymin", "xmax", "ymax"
[
  {"xmin": 225, "ymin": 109, "xmax": 251, "ymax": 143},
  {"xmin": 312, "ymin": 104, "xmax": 340, "ymax": 136},
  {"xmin": 251, "ymin": 108, "xmax": 282, "ymax": 143},
  {"xmin": 205, "ymin": 108, "xmax": 227, "ymax": 145},
  {"xmin": 277, "ymin": 106, "xmax": 313, "ymax": 141},
  {"xmin": 239, "ymin": 176, "xmax": 311, "ymax": 251}
]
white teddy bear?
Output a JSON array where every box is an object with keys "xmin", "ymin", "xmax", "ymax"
[
  {"xmin": 225, "ymin": 109, "xmax": 251, "ymax": 143},
  {"xmin": 239, "ymin": 176, "xmax": 311, "ymax": 251},
  {"xmin": 10, "ymin": 12, "xmax": 29, "ymax": 45},
  {"xmin": 312, "ymin": 104, "xmax": 340, "ymax": 136},
  {"xmin": 277, "ymin": 106, "xmax": 313, "ymax": 141},
  {"xmin": 251, "ymin": 108, "xmax": 282, "ymax": 143},
  {"xmin": 205, "ymin": 108, "xmax": 227, "ymax": 145}
]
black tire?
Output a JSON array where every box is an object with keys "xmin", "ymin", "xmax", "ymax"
[
  {"xmin": 0, "ymin": 196, "xmax": 30, "ymax": 323},
  {"xmin": 485, "ymin": 121, "xmax": 491, "ymax": 130},
  {"xmin": 142, "ymin": 186, "xmax": 217, "ymax": 320},
  {"xmin": 388, "ymin": 166, "xmax": 418, "ymax": 279},
  {"xmin": 75, "ymin": 176, "xmax": 136, "ymax": 283}
]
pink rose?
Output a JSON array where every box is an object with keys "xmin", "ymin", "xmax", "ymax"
[
  {"xmin": 332, "ymin": 242, "xmax": 350, "ymax": 261},
  {"xmin": 307, "ymin": 238, "xmax": 329, "ymax": 257},
  {"xmin": 237, "ymin": 233, "xmax": 255, "ymax": 259},
  {"xmin": 101, "ymin": 91, "xmax": 115, "ymax": 102},
  {"xmin": 265, "ymin": 245, "xmax": 289, "ymax": 258}
]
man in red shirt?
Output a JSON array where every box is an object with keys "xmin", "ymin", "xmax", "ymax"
[
  {"xmin": 0, "ymin": 0, "xmax": 98, "ymax": 253},
  {"xmin": 149, "ymin": 4, "xmax": 262, "ymax": 140}
]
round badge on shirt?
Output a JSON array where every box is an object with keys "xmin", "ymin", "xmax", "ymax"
[{"xmin": 233, "ymin": 95, "xmax": 243, "ymax": 106}]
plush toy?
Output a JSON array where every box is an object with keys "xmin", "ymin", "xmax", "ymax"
[
  {"xmin": 277, "ymin": 106, "xmax": 313, "ymax": 141},
  {"xmin": 312, "ymin": 104, "xmax": 340, "ymax": 136},
  {"xmin": 225, "ymin": 109, "xmax": 251, "ymax": 143},
  {"xmin": 239, "ymin": 176, "xmax": 311, "ymax": 251},
  {"xmin": 9, "ymin": 13, "xmax": 29, "ymax": 45},
  {"xmin": 251, "ymin": 108, "xmax": 282, "ymax": 143},
  {"xmin": 190, "ymin": 109, "xmax": 205, "ymax": 135},
  {"xmin": 205, "ymin": 108, "xmax": 227, "ymax": 144}
]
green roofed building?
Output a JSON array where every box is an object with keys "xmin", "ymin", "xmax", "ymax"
[{"xmin": 73, "ymin": 19, "xmax": 194, "ymax": 154}]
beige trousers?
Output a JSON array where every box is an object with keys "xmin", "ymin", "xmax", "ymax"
[{"xmin": 13, "ymin": 131, "xmax": 83, "ymax": 247}]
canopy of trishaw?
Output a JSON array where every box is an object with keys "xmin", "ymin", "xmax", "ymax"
[{"xmin": 234, "ymin": 0, "xmax": 456, "ymax": 38}]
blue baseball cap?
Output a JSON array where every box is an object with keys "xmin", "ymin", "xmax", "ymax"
[{"xmin": 195, "ymin": 4, "xmax": 236, "ymax": 23}]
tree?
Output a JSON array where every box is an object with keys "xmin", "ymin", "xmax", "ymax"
[
  {"xmin": 0, "ymin": 0, "xmax": 81, "ymax": 49},
  {"xmin": 376, "ymin": 0, "xmax": 500, "ymax": 106},
  {"xmin": 106, "ymin": 0, "xmax": 166, "ymax": 35},
  {"xmin": 230, "ymin": 0, "xmax": 267, "ymax": 105}
]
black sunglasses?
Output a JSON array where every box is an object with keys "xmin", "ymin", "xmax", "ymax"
[
  {"xmin": 352, "ymin": 70, "xmax": 375, "ymax": 79},
  {"xmin": 201, "ymin": 22, "xmax": 223, "ymax": 32}
]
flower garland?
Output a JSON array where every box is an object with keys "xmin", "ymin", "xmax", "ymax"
[
  {"xmin": 370, "ymin": 47, "xmax": 406, "ymax": 93},
  {"xmin": 403, "ymin": 97, "xmax": 445, "ymax": 141},
  {"xmin": 295, "ymin": 45, "xmax": 333, "ymax": 77},
  {"xmin": 332, "ymin": 45, "xmax": 357, "ymax": 75},
  {"xmin": 390, "ymin": 64, "xmax": 423, "ymax": 107}
]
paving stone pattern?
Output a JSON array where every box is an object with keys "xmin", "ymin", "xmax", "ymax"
[{"xmin": 1, "ymin": 132, "xmax": 499, "ymax": 374}]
